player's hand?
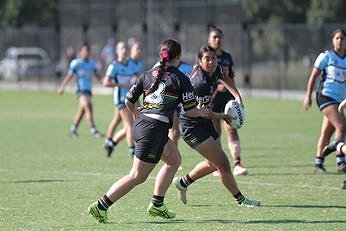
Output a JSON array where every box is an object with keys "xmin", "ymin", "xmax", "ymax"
[
  {"xmin": 58, "ymin": 88, "xmax": 64, "ymax": 95},
  {"xmin": 338, "ymin": 99, "xmax": 346, "ymax": 113},
  {"xmin": 303, "ymin": 96, "xmax": 311, "ymax": 111},
  {"xmin": 222, "ymin": 114, "xmax": 232, "ymax": 126}
]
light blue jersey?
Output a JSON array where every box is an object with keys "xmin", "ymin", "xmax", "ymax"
[
  {"xmin": 68, "ymin": 58, "xmax": 97, "ymax": 93},
  {"xmin": 128, "ymin": 58, "xmax": 144, "ymax": 75},
  {"xmin": 106, "ymin": 60, "xmax": 139, "ymax": 108},
  {"xmin": 315, "ymin": 50, "xmax": 346, "ymax": 103},
  {"xmin": 178, "ymin": 62, "xmax": 193, "ymax": 76},
  {"xmin": 152, "ymin": 61, "xmax": 193, "ymax": 76}
]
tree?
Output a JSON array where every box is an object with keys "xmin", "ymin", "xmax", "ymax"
[
  {"xmin": 244, "ymin": 0, "xmax": 310, "ymax": 24},
  {"xmin": 0, "ymin": 0, "xmax": 58, "ymax": 27},
  {"xmin": 307, "ymin": 0, "xmax": 346, "ymax": 26}
]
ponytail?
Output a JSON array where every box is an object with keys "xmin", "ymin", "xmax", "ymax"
[{"xmin": 146, "ymin": 50, "xmax": 170, "ymax": 95}]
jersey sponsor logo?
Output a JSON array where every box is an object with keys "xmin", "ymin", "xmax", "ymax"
[
  {"xmin": 145, "ymin": 82, "xmax": 165, "ymax": 104},
  {"xmin": 195, "ymin": 95, "xmax": 210, "ymax": 104},
  {"xmin": 143, "ymin": 102, "xmax": 162, "ymax": 109},
  {"xmin": 182, "ymin": 91, "xmax": 194, "ymax": 101}
]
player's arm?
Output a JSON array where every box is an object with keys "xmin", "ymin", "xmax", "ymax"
[
  {"xmin": 125, "ymin": 74, "xmax": 144, "ymax": 118},
  {"xmin": 221, "ymin": 75, "xmax": 243, "ymax": 105},
  {"xmin": 338, "ymin": 99, "xmax": 346, "ymax": 113},
  {"xmin": 102, "ymin": 75, "xmax": 129, "ymax": 88},
  {"xmin": 125, "ymin": 99, "xmax": 139, "ymax": 118},
  {"xmin": 304, "ymin": 67, "xmax": 321, "ymax": 111},
  {"xmin": 58, "ymin": 73, "xmax": 74, "ymax": 95},
  {"xmin": 94, "ymin": 71, "xmax": 103, "ymax": 84}
]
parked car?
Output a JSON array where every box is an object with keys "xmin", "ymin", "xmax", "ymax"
[{"xmin": 0, "ymin": 47, "xmax": 55, "ymax": 80}]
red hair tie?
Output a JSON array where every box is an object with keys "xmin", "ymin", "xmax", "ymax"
[{"xmin": 160, "ymin": 50, "xmax": 170, "ymax": 61}]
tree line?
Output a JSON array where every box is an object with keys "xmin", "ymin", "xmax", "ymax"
[{"xmin": 0, "ymin": 0, "xmax": 345, "ymax": 27}]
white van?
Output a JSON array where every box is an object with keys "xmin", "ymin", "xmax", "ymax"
[{"xmin": 0, "ymin": 47, "xmax": 55, "ymax": 80}]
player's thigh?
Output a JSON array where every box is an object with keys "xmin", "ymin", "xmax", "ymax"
[
  {"xmin": 119, "ymin": 108, "xmax": 133, "ymax": 127},
  {"xmin": 322, "ymin": 105, "xmax": 346, "ymax": 130},
  {"xmin": 195, "ymin": 137, "xmax": 228, "ymax": 167}
]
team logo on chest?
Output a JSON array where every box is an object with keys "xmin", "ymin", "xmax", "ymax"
[{"xmin": 145, "ymin": 82, "xmax": 166, "ymax": 105}]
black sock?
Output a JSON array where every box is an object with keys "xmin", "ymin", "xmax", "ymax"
[
  {"xmin": 234, "ymin": 191, "xmax": 245, "ymax": 204},
  {"xmin": 128, "ymin": 146, "xmax": 135, "ymax": 155},
  {"xmin": 234, "ymin": 158, "xmax": 241, "ymax": 166},
  {"xmin": 315, "ymin": 156, "xmax": 324, "ymax": 167},
  {"xmin": 180, "ymin": 174, "xmax": 194, "ymax": 188},
  {"xmin": 97, "ymin": 195, "xmax": 113, "ymax": 211},
  {"xmin": 151, "ymin": 195, "xmax": 164, "ymax": 207}
]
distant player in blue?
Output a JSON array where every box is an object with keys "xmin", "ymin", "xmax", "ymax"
[
  {"xmin": 178, "ymin": 61, "xmax": 193, "ymax": 76},
  {"xmin": 129, "ymin": 40, "xmax": 144, "ymax": 75},
  {"xmin": 58, "ymin": 42, "xmax": 102, "ymax": 138},
  {"xmin": 304, "ymin": 28, "xmax": 346, "ymax": 173},
  {"xmin": 103, "ymin": 41, "xmax": 140, "ymax": 157}
]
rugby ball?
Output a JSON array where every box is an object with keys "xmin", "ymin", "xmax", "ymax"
[{"xmin": 224, "ymin": 100, "xmax": 245, "ymax": 129}]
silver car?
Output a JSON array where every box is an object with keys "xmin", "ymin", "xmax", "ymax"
[{"xmin": 0, "ymin": 47, "xmax": 55, "ymax": 80}]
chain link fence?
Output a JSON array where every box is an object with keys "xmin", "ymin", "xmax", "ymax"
[{"xmin": 0, "ymin": 0, "xmax": 344, "ymax": 95}]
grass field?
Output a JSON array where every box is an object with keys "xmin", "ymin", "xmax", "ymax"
[{"xmin": 0, "ymin": 89, "xmax": 345, "ymax": 231}]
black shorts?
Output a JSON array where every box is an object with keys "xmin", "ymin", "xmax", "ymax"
[
  {"xmin": 212, "ymin": 92, "xmax": 234, "ymax": 113},
  {"xmin": 77, "ymin": 90, "xmax": 92, "ymax": 98},
  {"xmin": 179, "ymin": 116, "xmax": 219, "ymax": 149},
  {"xmin": 316, "ymin": 92, "xmax": 338, "ymax": 111},
  {"xmin": 133, "ymin": 114, "xmax": 169, "ymax": 164}
]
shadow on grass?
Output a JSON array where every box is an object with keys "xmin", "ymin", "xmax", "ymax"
[
  {"xmin": 267, "ymin": 204, "xmax": 346, "ymax": 209},
  {"xmin": 124, "ymin": 219, "xmax": 233, "ymax": 225},
  {"xmin": 1, "ymin": 179, "xmax": 65, "ymax": 184},
  {"xmin": 122, "ymin": 218, "xmax": 346, "ymax": 225},
  {"xmin": 243, "ymin": 219, "xmax": 346, "ymax": 224}
]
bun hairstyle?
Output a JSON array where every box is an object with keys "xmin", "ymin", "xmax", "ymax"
[{"xmin": 146, "ymin": 39, "xmax": 181, "ymax": 95}]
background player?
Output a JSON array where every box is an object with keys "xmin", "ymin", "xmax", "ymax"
[
  {"xmin": 207, "ymin": 25, "xmax": 248, "ymax": 176},
  {"xmin": 58, "ymin": 42, "xmax": 102, "ymax": 138}
]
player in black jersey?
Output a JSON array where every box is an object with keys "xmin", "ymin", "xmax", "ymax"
[
  {"xmin": 173, "ymin": 45, "xmax": 260, "ymax": 208},
  {"xmin": 88, "ymin": 39, "xmax": 209, "ymax": 222},
  {"xmin": 208, "ymin": 25, "xmax": 248, "ymax": 176}
]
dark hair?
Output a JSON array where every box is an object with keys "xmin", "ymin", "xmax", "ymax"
[
  {"xmin": 197, "ymin": 45, "xmax": 216, "ymax": 59},
  {"xmin": 208, "ymin": 25, "xmax": 224, "ymax": 37},
  {"xmin": 191, "ymin": 45, "xmax": 218, "ymax": 77},
  {"xmin": 80, "ymin": 41, "xmax": 90, "ymax": 51},
  {"xmin": 331, "ymin": 28, "xmax": 346, "ymax": 39},
  {"xmin": 146, "ymin": 39, "xmax": 181, "ymax": 95}
]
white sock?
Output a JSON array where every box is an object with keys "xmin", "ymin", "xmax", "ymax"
[{"xmin": 337, "ymin": 142, "xmax": 345, "ymax": 153}]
